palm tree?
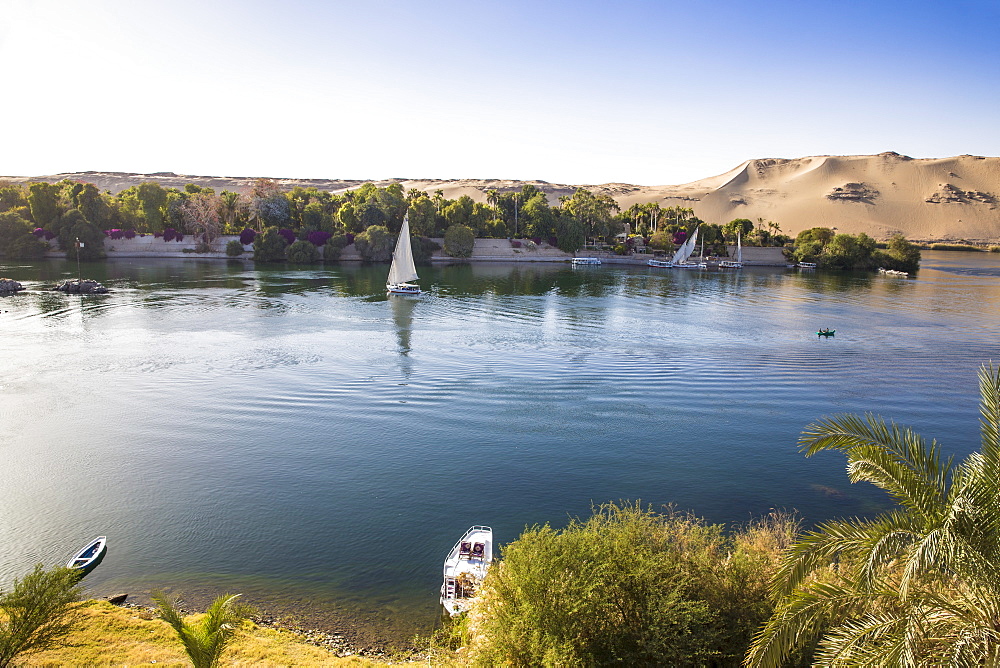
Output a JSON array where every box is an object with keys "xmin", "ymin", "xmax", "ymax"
[
  {"xmin": 152, "ymin": 591, "xmax": 252, "ymax": 668},
  {"xmin": 745, "ymin": 363, "xmax": 1000, "ymax": 667}
]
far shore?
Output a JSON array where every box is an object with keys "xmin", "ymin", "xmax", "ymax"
[{"xmin": 33, "ymin": 235, "xmax": 793, "ymax": 267}]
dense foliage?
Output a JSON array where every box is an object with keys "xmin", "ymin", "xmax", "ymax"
[
  {"xmin": 353, "ymin": 225, "xmax": 393, "ymax": 262},
  {"xmin": 285, "ymin": 239, "xmax": 319, "ymax": 264},
  {"xmin": 443, "ymin": 224, "xmax": 475, "ymax": 258},
  {"xmin": 251, "ymin": 227, "xmax": 287, "ymax": 263},
  {"xmin": 462, "ymin": 502, "xmax": 797, "ymax": 667},
  {"xmin": 747, "ymin": 364, "xmax": 1000, "ymax": 666},
  {"xmin": 224, "ymin": 239, "xmax": 245, "ymax": 257},
  {"xmin": 0, "ymin": 565, "xmax": 82, "ymax": 667},
  {"xmin": 791, "ymin": 228, "xmax": 921, "ymax": 272}
]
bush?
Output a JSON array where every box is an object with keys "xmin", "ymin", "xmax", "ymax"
[
  {"xmin": 225, "ymin": 239, "xmax": 245, "ymax": 257},
  {"xmin": 286, "ymin": 239, "xmax": 319, "ymax": 264},
  {"xmin": 464, "ymin": 502, "xmax": 795, "ymax": 667},
  {"xmin": 8, "ymin": 233, "xmax": 49, "ymax": 259},
  {"xmin": 238, "ymin": 228, "xmax": 256, "ymax": 245},
  {"xmin": 252, "ymin": 226, "xmax": 288, "ymax": 263},
  {"xmin": 443, "ymin": 224, "xmax": 475, "ymax": 258},
  {"xmin": 412, "ymin": 237, "xmax": 440, "ymax": 265},
  {"xmin": 0, "ymin": 211, "xmax": 32, "ymax": 255},
  {"xmin": 0, "ymin": 565, "xmax": 82, "ymax": 666},
  {"xmin": 353, "ymin": 225, "xmax": 394, "ymax": 262}
]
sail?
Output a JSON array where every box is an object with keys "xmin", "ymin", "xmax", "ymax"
[
  {"xmin": 671, "ymin": 225, "xmax": 699, "ymax": 264},
  {"xmin": 736, "ymin": 231, "xmax": 742, "ymax": 263},
  {"xmin": 387, "ymin": 215, "xmax": 419, "ymax": 285}
]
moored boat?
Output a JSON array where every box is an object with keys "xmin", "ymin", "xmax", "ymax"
[
  {"xmin": 571, "ymin": 257, "xmax": 602, "ymax": 265},
  {"xmin": 67, "ymin": 536, "xmax": 107, "ymax": 577},
  {"xmin": 647, "ymin": 258, "xmax": 673, "ymax": 268},
  {"xmin": 798, "ymin": 262, "xmax": 817, "ymax": 269},
  {"xmin": 441, "ymin": 525, "xmax": 493, "ymax": 617}
]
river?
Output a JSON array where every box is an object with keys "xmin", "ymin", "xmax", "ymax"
[{"xmin": 2, "ymin": 251, "xmax": 999, "ymax": 645}]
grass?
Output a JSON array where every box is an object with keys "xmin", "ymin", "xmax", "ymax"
[
  {"xmin": 18, "ymin": 600, "xmax": 387, "ymax": 666},
  {"xmin": 926, "ymin": 243, "xmax": 987, "ymax": 251}
]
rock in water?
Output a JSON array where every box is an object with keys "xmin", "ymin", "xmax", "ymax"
[
  {"xmin": 0, "ymin": 278, "xmax": 24, "ymax": 293},
  {"xmin": 55, "ymin": 279, "xmax": 109, "ymax": 294}
]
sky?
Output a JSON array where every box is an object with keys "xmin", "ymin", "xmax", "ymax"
[{"xmin": 2, "ymin": 0, "xmax": 999, "ymax": 185}]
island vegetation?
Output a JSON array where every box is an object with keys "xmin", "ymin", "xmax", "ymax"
[{"xmin": 0, "ymin": 178, "xmax": 803, "ymax": 265}]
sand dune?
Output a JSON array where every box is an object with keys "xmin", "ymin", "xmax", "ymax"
[{"xmin": 5, "ymin": 152, "xmax": 1000, "ymax": 242}]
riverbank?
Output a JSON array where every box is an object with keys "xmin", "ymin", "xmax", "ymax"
[
  {"xmin": 39, "ymin": 235, "xmax": 792, "ymax": 266},
  {"xmin": 21, "ymin": 598, "xmax": 403, "ymax": 665}
]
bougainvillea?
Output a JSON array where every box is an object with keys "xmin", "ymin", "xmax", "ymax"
[
  {"xmin": 162, "ymin": 228, "xmax": 177, "ymax": 242},
  {"xmin": 278, "ymin": 228, "xmax": 296, "ymax": 245},
  {"xmin": 239, "ymin": 228, "xmax": 257, "ymax": 245},
  {"xmin": 32, "ymin": 228, "xmax": 56, "ymax": 240},
  {"xmin": 673, "ymin": 230, "xmax": 688, "ymax": 245},
  {"xmin": 307, "ymin": 230, "xmax": 332, "ymax": 247},
  {"xmin": 124, "ymin": 229, "xmax": 137, "ymax": 239},
  {"xmin": 104, "ymin": 229, "xmax": 125, "ymax": 240},
  {"xmin": 548, "ymin": 237, "xmax": 558, "ymax": 247}
]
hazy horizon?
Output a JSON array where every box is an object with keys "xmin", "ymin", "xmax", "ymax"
[{"xmin": 3, "ymin": 0, "xmax": 999, "ymax": 185}]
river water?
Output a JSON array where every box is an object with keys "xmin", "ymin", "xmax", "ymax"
[{"xmin": 2, "ymin": 251, "xmax": 1000, "ymax": 644}]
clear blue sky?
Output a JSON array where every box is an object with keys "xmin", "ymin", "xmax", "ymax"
[{"xmin": 3, "ymin": 0, "xmax": 998, "ymax": 184}]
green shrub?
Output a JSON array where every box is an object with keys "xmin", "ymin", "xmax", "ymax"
[
  {"xmin": 412, "ymin": 236, "xmax": 441, "ymax": 265},
  {"xmin": 225, "ymin": 239, "xmax": 245, "ymax": 257},
  {"xmin": 0, "ymin": 564, "xmax": 82, "ymax": 666},
  {"xmin": 354, "ymin": 225, "xmax": 393, "ymax": 262},
  {"xmin": 443, "ymin": 224, "xmax": 475, "ymax": 258},
  {"xmin": 252, "ymin": 226, "xmax": 288, "ymax": 263},
  {"xmin": 7, "ymin": 233, "xmax": 49, "ymax": 259},
  {"xmin": 929, "ymin": 243, "xmax": 984, "ymax": 251},
  {"xmin": 286, "ymin": 239, "xmax": 319, "ymax": 264},
  {"xmin": 464, "ymin": 502, "xmax": 795, "ymax": 667},
  {"xmin": 0, "ymin": 211, "xmax": 32, "ymax": 254}
]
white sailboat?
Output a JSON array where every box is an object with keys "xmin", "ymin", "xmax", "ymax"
[
  {"xmin": 441, "ymin": 525, "xmax": 493, "ymax": 617},
  {"xmin": 674, "ymin": 226, "xmax": 706, "ymax": 268},
  {"xmin": 720, "ymin": 230, "xmax": 743, "ymax": 268},
  {"xmin": 386, "ymin": 215, "xmax": 421, "ymax": 295}
]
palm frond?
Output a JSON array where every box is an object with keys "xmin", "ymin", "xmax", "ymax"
[{"xmin": 800, "ymin": 413, "xmax": 953, "ymax": 521}]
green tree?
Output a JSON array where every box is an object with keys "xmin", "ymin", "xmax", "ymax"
[
  {"xmin": 286, "ymin": 239, "xmax": 319, "ymax": 264},
  {"xmin": 28, "ymin": 182, "xmax": 62, "ymax": 228},
  {"xmin": 443, "ymin": 224, "xmax": 475, "ymax": 258},
  {"xmin": 0, "ymin": 211, "xmax": 32, "ymax": 255},
  {"xmin": 136, "ymin": 182, "xmax": 169, "ymax": 232},
  {"xmin": 746, "ymin": 364, "xmax": 1000, "ymax": 667},
  {"xmin": 554, "ymin": 214, "xmax": 585, "ymax": 253},
  {"xmin": 353, "ymin": 225, "xmax": 394, "ymax": 262},
  {"xmin": 879, "ymin": 234, "xmax": 922, "ymax": 273},
  {"xmin": 0, "ymin": 565, "xmax": 82, "ymax": 668},
  {"xmin": 152, "ymin": 592, "xmax": 251, "ymax": 668},
  {"xmin": 723, "ymin": 218, "xmax": 754, "ymax": 243},
  {"xmin": 251, "ymin": 226, "xmax": 287, "ymax": 262},
  {"xmin": 520, "ymin": 193, "xmax": 554, "ymax": 239},
  {"xmin": 560, "ymin": 188, "xmax": 620, "ymax": 241}
]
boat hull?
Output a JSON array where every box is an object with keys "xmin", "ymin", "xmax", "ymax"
[
  {"xmin": 387, "ymin": 283, "xmax": 421, "ymax": 295},
  {"xmin": 441, "ymin": 526, "xmax": 493, "ymax": 617},
  {"xmin": 67, "ymin": 536, "xmax": 107, "ymax": 578}
]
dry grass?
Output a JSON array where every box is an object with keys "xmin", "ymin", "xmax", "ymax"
[{"xmin": 18, "ymin": 600, "xmax": 385, "ymax": 667}]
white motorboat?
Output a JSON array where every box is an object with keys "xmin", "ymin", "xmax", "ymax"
[
  {"xmin": 440, "ymin": 525, "xmax": 493, "ymax": 617},
  {"xmin": 387, "ymin": 215, "xmax": 421, "ymax": 294},
  {"xmin": 571, "ymin": 257, "xmax": 602, "ymax": 265},
  {"xmin": 647, "ymin": 258, "xmax": 673, "ymax": 267},
  {"xmin": 719, "ymin": 230, "xmax": 743, "ymax": 268}
]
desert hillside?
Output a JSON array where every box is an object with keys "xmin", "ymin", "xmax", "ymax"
[{"xmin": 5, "ymin": 152, "xmax": 1000, "ymax": 242}]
